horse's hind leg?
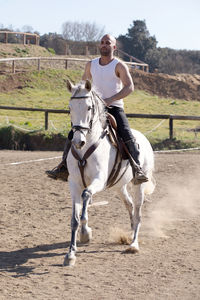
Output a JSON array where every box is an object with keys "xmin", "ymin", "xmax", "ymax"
[
  {"xmin": 126, "ymin": 185, "xmax": 144, "ymax": 253},
  {"xmin": 80, "ymin": 189, "xmax": 92, "ymax": 244},
  {"xmin": 119, "ymin": 185, "xmax": 134, "ymax": 229}
]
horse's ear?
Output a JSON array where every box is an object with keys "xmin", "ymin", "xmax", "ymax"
[
  {"xmin": 66, "ymin": 79, "xmax": 74, "ymax": 92},
  {"xmin": 85, "ymin": 80, "xmax": 91, "ymax": 91}
]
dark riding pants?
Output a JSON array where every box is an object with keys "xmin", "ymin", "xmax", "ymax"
[{"xmin": 107, "ymin": 106, "xmax": 134, "ymax": 142}]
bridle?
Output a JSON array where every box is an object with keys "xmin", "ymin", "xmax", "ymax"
[{"xmin": 70, "ymin": 91, "xmax": 101, "ymax": 134}]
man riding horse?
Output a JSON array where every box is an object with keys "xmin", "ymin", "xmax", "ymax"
[{"xmin": 46, "ymin": 34, "xmax": 148, "ymax": 184}]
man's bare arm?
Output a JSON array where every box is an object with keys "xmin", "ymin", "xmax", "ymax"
[
  {"xmin": 104, "ymin": 62, "xmax": 134, "ymax": 106},
  {"xmin": 82, "ymin": 61, "xmax": 92, "ymax": 80}
]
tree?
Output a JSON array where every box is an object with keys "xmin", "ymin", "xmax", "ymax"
[
  {"xmin": 40, "ymin": 32, "xmax": 66, "ymax": 54},
  {"xmin": 117, "ymin": 20, "xmax": 157, "ymax": 62},
  {"xmin": 21, "ymin": 25, "xmax": 34, "ymax": 33},
  {"xmin": 62, "ymin": 21, "xmax": 104, "ymax": 41}
]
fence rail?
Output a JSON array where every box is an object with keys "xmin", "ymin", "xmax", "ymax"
[
  {"xmin": 0, "ymin": 56, "xmax": 148, "ymax": 73},
  {"xmin": 1, "ymin": 105, "xmax": 200, "ymax": 139}
]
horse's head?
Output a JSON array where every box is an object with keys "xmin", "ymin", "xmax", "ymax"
[{"xmin": 67, "ymin": 79, "xmax": 95, "ymax": 149}]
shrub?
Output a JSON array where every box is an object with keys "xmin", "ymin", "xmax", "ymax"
[{"xmin": 47, "ymin": 48, "xmax": 56, "ymax": 55}]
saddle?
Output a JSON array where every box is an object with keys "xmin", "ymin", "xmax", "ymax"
[{"xmin": 107, "ymin": 113, "xmax": 129, "ymax": 160}]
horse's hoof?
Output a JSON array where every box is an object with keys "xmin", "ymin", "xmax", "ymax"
[
  {"xmin": 63, "ymin": 253, "xmax": 76, "ymax": 267},
  {"xmin": 124, "ymin": 242, "xmax": 139, "ymax": 253},
  {"xmin": 124, "ymin": 246, "xmax": 139, "ymax": 254},
  {"xmin": 80, "ymin": 227, "xmax": 92, "ymax": 244}
]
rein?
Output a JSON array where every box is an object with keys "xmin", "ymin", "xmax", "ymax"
[
  {"xmin": 71, "ymin": 130, "xmax": 108, "ymax": 188},
  {"xmin": 70, "ymin": 96, "xmax": 90, "ymax": 99}
]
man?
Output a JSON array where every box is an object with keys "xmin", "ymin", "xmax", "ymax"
[{"xmin": 46, "ymin": 34, "xmax": 148, "ymax": 184}]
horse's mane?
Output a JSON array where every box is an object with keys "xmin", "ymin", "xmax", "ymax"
[{"xmin": 92, "ymin": 90, "xmax": 108, "ymax": 129}]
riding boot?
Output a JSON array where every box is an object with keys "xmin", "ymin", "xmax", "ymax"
[
  {"xmin": 124, "ymin": 139, "xmax": 148, "ymax": 185},
  {"xmin": 46, "ymin": 138, "xmax": 71, "ymax": 181}
]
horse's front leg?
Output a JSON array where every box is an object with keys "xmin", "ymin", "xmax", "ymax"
[
  {"xmin": 80, "ymin": 174, "xmax": 105, "ymax": 244},
  {"xmin": 64, "ymin": 184, "xmax": 81, "ymax": 266},
  {"xmin": 80, "ymin": 189, "xmax": 92, "ymax": 243}
]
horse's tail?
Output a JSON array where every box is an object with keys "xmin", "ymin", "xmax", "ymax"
[{"xmin": 144, "ymin": 170, "xmax": 156, "ymax": 195}]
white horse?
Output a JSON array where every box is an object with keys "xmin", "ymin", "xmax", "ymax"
[{"xmin": 64, "ymin": 80, "xmax": 155, "ymax": 266}]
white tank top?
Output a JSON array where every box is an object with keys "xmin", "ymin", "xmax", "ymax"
[{"xmin": 90, "ymin": 57, "xmax": 124, "ymax": 108}]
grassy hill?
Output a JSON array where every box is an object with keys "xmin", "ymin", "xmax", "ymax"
[
  {"xmin": 0, "ymin": 69, "xmax": 200, "ymax": 150},
  {"xmin": 0, "ymin": 43, "xmax": 200, "ymax": 150},
  {"xmin": 0, "ymin": 43, "xmax": 53, "ymax": 58}
]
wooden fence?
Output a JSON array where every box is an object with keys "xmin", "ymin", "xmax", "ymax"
[
  {"xmin": 1, "ymin": 105, "xmax": 200, "ymax": 139},
  {"xmin": 0, "ymin": 56, "xmax": 148, "ymax": 73},
  {"xmin": 0, "ymin": 31, "xmax": 40, "ymax": 45},
  {"xmin": 116, "ymin": 49, "xmax": 149, "ymax": 72}
]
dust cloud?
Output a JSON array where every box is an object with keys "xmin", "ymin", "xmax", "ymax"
[
  {"xmin": 146, "ymin": 171, "xmax": 200, "ymax": 237},
  {"xmin": 109, "ymin": 227, "xmax": 132, "ymax": 245},
  {"xmin": 109, "ymin": 171, "xmax": 199, "ymax": 242}
]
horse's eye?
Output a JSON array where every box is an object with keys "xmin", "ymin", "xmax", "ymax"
[{"xmin": 88, "ymin": 106, "xmax": 92, "ymax": 111}]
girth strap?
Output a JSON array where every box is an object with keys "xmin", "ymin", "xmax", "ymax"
[
  {"xmin": 106, "ymin": 149, "xmax": 121, "ymax": 188},
  {"xmin": 106, "ymin": 123, "xmax": 130, "ymax": 187},
  {"xmin": 71, "ymin": 127, "xmax": 130, "ymax": 189},
  {"xmin": 71, "ymin": 130, "xmax": 108, "ymax": 188}
]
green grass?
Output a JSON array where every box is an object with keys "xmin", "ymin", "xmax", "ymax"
[
  {"xmin": 0, "ymin": 69, "xmax": 200, "ymax": 149},
  {"xmin": 124, "ymin": 90, "xmax": 200, "ymax": 147},
  {"xmin": 14, "ymin": 47, "xmax": 29, "ymax": 55},
  {"xmin": 0, "ymin": 69, "xmax": 81, "ymax": 132}
]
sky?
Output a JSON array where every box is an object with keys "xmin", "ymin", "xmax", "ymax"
[{"xmin": 1, "ymin": 0, "xmax": 200, "ymax": 50}]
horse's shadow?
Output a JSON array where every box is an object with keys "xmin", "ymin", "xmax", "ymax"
[
  {"xmin": 0, "ymin": 241, "xmax": 70, "ymax": 277},
  {"xmin": 0, "ymin": 241, "xmax": 130, "ymax": 277}
]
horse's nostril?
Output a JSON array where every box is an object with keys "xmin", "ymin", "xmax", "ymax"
[{"xmin": 80, "ymin": 141, "xmax": 85, "ymax": 147}]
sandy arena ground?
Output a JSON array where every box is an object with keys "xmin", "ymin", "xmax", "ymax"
[{"xmin": 0, "ymin": 150, "xmax": 199, "ymax": 300}]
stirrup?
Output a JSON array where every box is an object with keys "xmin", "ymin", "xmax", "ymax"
[
  {"xmin": 46, "ymin": 164, "xmax": 69, "ymax": 181},
  {"xmin": 133, "ymin": 170, "xmax": 148, "ymax": 185}
]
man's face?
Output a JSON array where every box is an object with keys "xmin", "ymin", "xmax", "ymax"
[{"xmin": 99, "ymin": 36, "xmax": 116, "ymax": 56}]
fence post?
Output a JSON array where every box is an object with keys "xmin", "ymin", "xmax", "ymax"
[
  {"xmin": 12, "ymin": 60, "xmax": 15, "ymax": 74},
  {"xmin": 5, "ymin": 32, "xmax": 8, "ymax": 43},
  {"xmin": 169, "ymin": 117, "xmax": 173, "ymax": 140},
  {"xmin": 23, "ymin": 34, "xmax": 26, "ymax": 45},
  {"xmin": 45, "ymin": 111, "xmax": 48, "ymax": 130},
  {"xmin": 65, "ymin": 60, "xmax": 68, "ymax": 69},
  {"xmin": 85, "ymin": 46, "xmax": 89, "ymax": 55},
  {"xmin": 38, "ymin": 59, "xmax": 41, "ymax": 71}
]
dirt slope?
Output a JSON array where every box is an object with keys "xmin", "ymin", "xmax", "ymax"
[
  {"xmin": 131, "ymin": 70, "xmax": 200, "ymax": 101},
  {"xmin": 0, "ymin": 69, "xmax": 200, "ymax": 101}
]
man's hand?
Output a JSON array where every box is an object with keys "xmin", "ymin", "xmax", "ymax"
[{"xmin": 103, "ymin": 97, "xmax": 114, "ymax": 106}]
